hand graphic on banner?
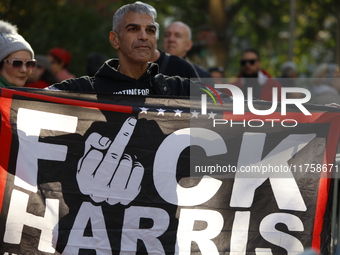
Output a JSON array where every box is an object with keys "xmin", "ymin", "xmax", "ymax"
[{"xmin": 76, "ymin": 117, "xmax": 144, "ymax": 205}]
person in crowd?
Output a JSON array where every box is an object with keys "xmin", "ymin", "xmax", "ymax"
[
  {"xmin": 25, "ymin": 55, "xmax": 59, "ymax": 88},
  {"xmin": 208, "ymin": 66, "xmax": 225, "ymax": 85},
  {"xmin": 0, "ymin": 20, "xmax": 36, "ymax": 88},
  {"xmin": 163, "ymin": 21, "xmax": 211, "ymax": 78},
  {"xmin": 276, "ymin": 61, "xmax": 301, "ymax": 98},
  {"xmin": 277, "ymin": 61, "xmax": 298, "ymax": 86},
  {"xmin": 46, "ymin": 3, "xmax": 204, "ymax": 96},
  {"xmin": 86, "ymin": 53, "xmax": 108, "ymax": 76},
  {"xmin": 47, "ymin": 47, "xmax": 75, "ymax": 82},
  {"xmin": 133, "ymin": 1, "xmax": 199, "ymax": 80},
  {"xmin": 227, "ymin": 48, "xmax": 282, "ymax": 101},
  {"xmin": 209, "ymin": 66, "xmax": 224, "ymax": 79},
  {"xmin": 310, "ymin": 63, "xmax": 340, "ymax": 105}
]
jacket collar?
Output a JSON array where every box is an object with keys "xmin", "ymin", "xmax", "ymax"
[{"xmin": 106, "ymin": 58, "xmax": 159, "ymax": 80}]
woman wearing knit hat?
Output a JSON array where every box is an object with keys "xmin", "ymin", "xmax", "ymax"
[
  {"xmin": 47, "ymin": 47, "xmax": 75, "ymax": 82},
  {"xmin": 0, "ymin": 20, "xmax": 36, "ymax": 87}
]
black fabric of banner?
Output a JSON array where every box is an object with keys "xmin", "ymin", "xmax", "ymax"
[{"xmin": 0, "ymin": 88, "xmax": 339, "ymax": 255}]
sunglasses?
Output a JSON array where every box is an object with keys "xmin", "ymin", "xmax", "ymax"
[
  {"xmin": 240, "ymin": 59, "xmax": 257, "ymax": 66},
  {"xmin": 4, "ymin": 58, "xmax": 37, "ymax": 70}
]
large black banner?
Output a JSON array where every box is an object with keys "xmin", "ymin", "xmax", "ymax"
[{"xmin": 0, "ymin": 88, "xmax": 339, "ymax": 255}]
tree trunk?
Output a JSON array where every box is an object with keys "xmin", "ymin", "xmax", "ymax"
[{"xmin": 209, "ymin": 0, "xmax": 228, "ymax": 68}]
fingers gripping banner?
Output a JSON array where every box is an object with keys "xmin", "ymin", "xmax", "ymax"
[{"xmin": 0, "ymin": 88, "xmax": 339, "ymax": 255}]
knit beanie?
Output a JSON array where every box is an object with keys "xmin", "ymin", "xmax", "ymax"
[
  {"xmin": 48, "ymin": 47, "xmax": 71, "ymax": 66},
  {"xmin": 0, "ymin": 33, "xmax": 34, "ymax": 62},
  {"xmin": 0, "ymin": 20, "xmax": 18, "ymax": 34}
]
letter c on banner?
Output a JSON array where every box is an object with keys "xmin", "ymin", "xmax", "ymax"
[{"xmin": 154, "ymin": 128, "xmax": 225, "ymax": 206}]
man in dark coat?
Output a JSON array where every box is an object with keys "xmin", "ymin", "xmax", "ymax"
[{"xmin": 47, "ymin": 3, "xmax": 199, "ymax": 96}]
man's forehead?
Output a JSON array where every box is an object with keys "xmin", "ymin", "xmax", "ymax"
[
  {"xmin": 122, "ymin": 12, "xmax": 155, "ymax": 26},
  {"xmin": 242, "ymin": 52, "xmax": 258, "ymax": 59},
  {"xmin": 167, "ymin": 23, "xmax": 186, "ymax": 34}
]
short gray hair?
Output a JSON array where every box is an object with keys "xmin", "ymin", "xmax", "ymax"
[
  {"xmin": 168, "ymin": 21, "xmax": 192, "ymax": 41},
  {"xmin": 112, "ymin": 3, "xmax": 156, "ymax": 34}
]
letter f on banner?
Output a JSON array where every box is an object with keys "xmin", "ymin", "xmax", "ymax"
[{"xmin": 15, "ymin": 108, "xmax": 77, "ymax": 192}]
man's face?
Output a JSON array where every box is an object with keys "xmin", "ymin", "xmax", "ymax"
[
  {"xmin": 110, "ymin": 12, "xmax": 157, "ymax": 64},
  {"xmin": 163, "ymin": 22, "xmax": 192, "ymax": 58},
  {"xmin": 240, "ymin": 52, "xmax": 261, "ymax": 76}
]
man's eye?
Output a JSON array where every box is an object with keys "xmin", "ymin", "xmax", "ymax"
[
  {"xmin": 147, "ymin": 29, "xmax": 156, "ymax": 34},
  {"xmin": 128, "ymin": 27, "xmax": 137, "ymax": 31}
]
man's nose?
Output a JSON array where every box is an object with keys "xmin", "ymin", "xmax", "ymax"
[
  {"xmin": 167, "ymin": 34, "xmax": 176, "ymax": 41},
  {"xmin": 138, "ymin": 29, "xmax": 148, "ymax": 40}
]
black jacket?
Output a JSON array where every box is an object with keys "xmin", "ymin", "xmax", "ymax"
[
  {"xmin": 47, "ymin": 59, "xmax": 193, "ymax": 96},
  {"xmin": 155, "ymin": 50, "xmax": 199, "ymax": 80},
  {"xmin": 184, "ymin": 57, "xmax": 211, "ymax": 78}
]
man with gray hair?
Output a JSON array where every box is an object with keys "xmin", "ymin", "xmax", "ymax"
[
  {"xmin": 44, "ymin": 3, "xmax": 210, "ymax": 229},
  {"xmin": 277, "ymin": 61, "xmax": 300, "ymax": 98},
  {"xmin": 47, "ymin": 2, "xmax": 195, "ymax": 96},
  {"xmin": 134, "ymin": 1, "xmax": 199, "ymax": 80},
  {"xmin": 163, "ymin": 21, "xmax": 211, "ymax": 78}
]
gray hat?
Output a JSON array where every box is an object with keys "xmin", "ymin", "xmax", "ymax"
[
  {"xmin": 0, "ymin": 33, "xmax": 34, "ymax": 62},
  {"xmin": 0, "ymin": 20, "xmax": 18, "ymax": 34}
]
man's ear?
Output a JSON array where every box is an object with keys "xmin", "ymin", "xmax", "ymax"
[
  {"xmin": 109, "ymin": 31, "xmax": 119, "ymax": 50},
  {"xmin": 186, "ymin": 39, "xmax": 193, "ymax": 52}
]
